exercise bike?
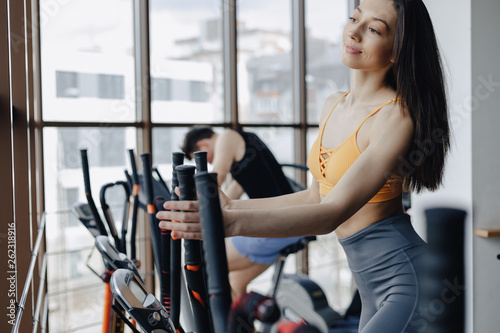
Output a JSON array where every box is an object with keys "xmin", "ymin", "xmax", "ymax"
[{"xmin": 266, "ymin": 237, "xmax": 360, "ymax": 333}]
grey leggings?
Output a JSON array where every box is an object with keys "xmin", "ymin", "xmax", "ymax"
[{"xmin": 339, "ymin": 214, "xmax": 426, "ymax": 333}]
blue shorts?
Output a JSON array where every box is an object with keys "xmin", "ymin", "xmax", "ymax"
[{"xmin": 231, "ymin": 236, "xmax": 304, "ymax": 265}]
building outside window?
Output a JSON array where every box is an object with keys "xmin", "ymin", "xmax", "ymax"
[{"xmin": 40, "ymin": 0, "xmax": 354, "ymax": 330}]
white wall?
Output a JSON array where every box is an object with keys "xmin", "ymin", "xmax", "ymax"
[
  {"xmin": 413, "ymin": 1, "xmax": 500, "ymax": 332},
  {"xmin": 470, "ymin": 0, "xmax": 500, "ymax": 332},
  {"xmin": 412, "ymin": 0, "xmax": 473, "ymax": 331}
]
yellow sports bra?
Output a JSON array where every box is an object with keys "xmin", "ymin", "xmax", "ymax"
[{"xmin": 307, "ymin": 91, "xmax": 403, "ymax": 203}]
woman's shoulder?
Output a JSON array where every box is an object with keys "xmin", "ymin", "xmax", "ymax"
[
  {"xmin": 378, "ymin": 99, "xmax": 411, "ymax": 123},
  {"xmin": 318, "ymin": 91, "xmax": 348, "ymax": 125},
  {"xmin": 372, "ymin": 99, "xmax": 414, "ymax": 139},
  {"xmin": 326, "ymin": 91, "xmax": 348, "ymax": 102}
]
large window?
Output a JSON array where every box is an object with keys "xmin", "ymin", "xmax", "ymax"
[
  {"xmin": 306, "ymin": 0, "xmax": 350, "ymax": 123},
  {"xmin": 237, "ymin": 0, "xmax": 293, "ymax": 124},
  {"xmin": 43, "ymin": 127, "xmax": 136, "ymax": 331},
  {"xmin": 304, "ymin": 0, "xmax": 353, "ymax": 311},
  {"xmin": 39, "ymin": 1, "xmax": 356, "ymax": 331},
  {"xmin": 149, "ymin": 0, "xmax": 224, "ymax": 123},
  {"xmin": 40, "ymin": 0, "xmax": 136, "ymax": 123}
]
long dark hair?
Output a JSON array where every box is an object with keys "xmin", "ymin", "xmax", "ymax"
[{"xmin": 387, "ymin": 0, "xmax": 450, "ymax": 192}]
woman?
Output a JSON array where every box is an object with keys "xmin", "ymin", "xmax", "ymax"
[{"xmin": 158, "ymin": 0, "xmax": 450, "ymax": 331}]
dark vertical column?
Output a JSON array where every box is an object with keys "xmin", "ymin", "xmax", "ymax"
[
  {"xmin": 0, "ymin": 1, "xmax": 15, "ymax": 331},
  {"xmin": 10, "ymin": 0, "xmax": 35, "ymax": 331},
  {"xmin": 423, "ymin": 208, "xmax": 466, "ymax": 333},
  {"xmin": 29, "ymin": 0, "xmax": 47, "ymax": 321}
]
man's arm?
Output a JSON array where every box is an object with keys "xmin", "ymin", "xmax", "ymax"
[
  {"xmin": 224, "ymin": 180, "xmax": 245, "ymax": 199},
  {"xmin": 211, "ymin": 130, "xmax": 245, "ymax": 186}
]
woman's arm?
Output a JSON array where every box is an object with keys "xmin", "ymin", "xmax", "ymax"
[
  {"xmin": 227, "ymin": 179, "xmax": 320, "ymax": 210},
  {"xmin": 225, "ymin": 106, "xmax": 415, "ymax": 238},
  {"xmin": 156, "ymin": 179, "xmax": 321, "ymax": 238},
  {"xmin": 159, "ymin": 106, "xmax": 414, "ymax": 240}
]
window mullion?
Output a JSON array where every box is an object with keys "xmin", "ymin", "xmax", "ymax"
[
  {"xmin": 223, "ymin": 0, "xmax": 238, "ymax": 128},
  {"xmin": 134, "ymin": 0, "xmax": 152, "ymax": 154},
  {"xmin": 292, "ymin": 0, "xmax": 307, "ymax": 179}
]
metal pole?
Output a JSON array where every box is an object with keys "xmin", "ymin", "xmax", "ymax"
[
  {"xmin": 32, "ymin": 255, "xmax": 47, "ymax": 333},
  {"xmin": 11, "ymin": 214, "xmax": 46, "ymax": 333},
  {"xmin": 40, "ymin": 296, "xmax": 48, "ymax": 333}
]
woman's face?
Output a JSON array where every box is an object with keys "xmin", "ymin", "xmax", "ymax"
[{"xmin": 341, "ymin": 0, "xmax": 398, "ymax": 72}]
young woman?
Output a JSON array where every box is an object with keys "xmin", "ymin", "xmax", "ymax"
[{"xmin": 158, "ymin": 0, "xmax": 450, "ymax": 331}]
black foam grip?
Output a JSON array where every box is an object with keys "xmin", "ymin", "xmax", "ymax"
[
  {"xmin": 140, "ymin": 153, "xmax": 162, "ymax": 276},
  {"xmin": 141, "ymin": 154, "xmax": 155, "ymax": 206},
  {"xmin": 169, "ymin": 152, "xmax": 184, "ymax": 326},
  {"xmin": 177, "ymin": 165, "xmax": 212, "ymax": 332},
  {"xmin": 176, "ymin": 165, "xmax": 202, "ymax": 265},
  {"xmin": 128, "ymin": 149, "xmax": 140, "ymax": 184},
  {"xmin": 171, "ymin": 152, "xmax": 185, "ymax": 201},
  {"xmin": 80, "ymin": 149, "xmax": 107, "ymax": 236},
  {"xmin": 80, "ymin": 149, "xmax": 92, "ymax": 194},
  {"xmin": 195, "ymin": 172, "xmax": 231, "ymax": 333},
  {"xmin": 176, "ymin": 165, "xmax": 197, "ymax": 200},
  {"xmin": 194, "ymin": 151, "xmax": 208, "ymax": 172},
  {"xmin": 128, "ymin": 150, "xmax": 140, "ymax": 260}
]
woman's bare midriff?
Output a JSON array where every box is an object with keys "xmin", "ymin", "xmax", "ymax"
[{"xmin": 324, "ymin": 195, "xmax": 405, "ymax": 239}]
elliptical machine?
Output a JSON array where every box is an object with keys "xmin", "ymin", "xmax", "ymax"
[
  {"xmin": 110, "ymin": 168, "xmax": 281, "ymax": 333},
  {"xmin": 267, "ymin": 237, "xmax": 360, "ymax": 333}
]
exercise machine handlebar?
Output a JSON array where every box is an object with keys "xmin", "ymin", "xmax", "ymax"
[
  {"xmin": 194, "ymin": 172, "xmax": 231, "ymax": 333},
  {"xmin": 95, "ymin": 235, "xmax": 141, "ymax": 278},
  {"xmin": 128, "ymin": 149, "xmax": 140, "ymax": 261},
  {"xmin": 176, "ymin": 165, "xmax": 212, "ymax": 333},
  {"xmin": 80, "ymin": 149, "xmax": 108, "ymax": 237},
  {"xmin": 169, "ymin": 152, "xmax": 184, "ymax": 328},
  {"xmin": 140, "ymin": 153, "xmax": 162, "ymax": 279},
  {"xmin": 194, "ymin": 151, "xmax": 208, "ymax": 172}
]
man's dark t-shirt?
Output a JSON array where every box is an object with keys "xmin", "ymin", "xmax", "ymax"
[{"xmin": 230, "ymin": 129, "xmax": 293, "ymax": 198}]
